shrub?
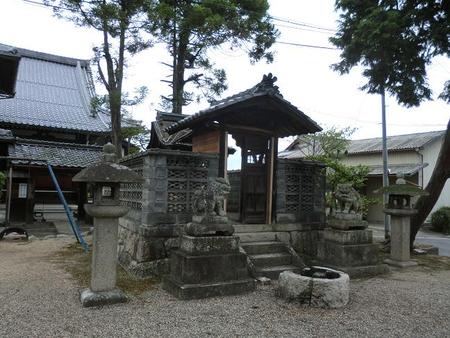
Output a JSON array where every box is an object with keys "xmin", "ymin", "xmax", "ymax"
[{"xmin": 430, "ymin": 207, "xmax": 450, "ymax": 234}]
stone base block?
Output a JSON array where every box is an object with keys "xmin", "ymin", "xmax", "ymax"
[
  {"xmin": 164, "ymin": 234, "xmax": 255, "ymax": 299},
  {"xmin": 169, "ymin": 249, "xmax": 249, "ymax": 284},
  {"xmin": 317, "ymin": 241, "xmax": 380, "ymax": 267},
  {"xmin": 185, "ymin": 221, "xmax": 234, "ymax": 236},
  {"xmin": 384, "ymin": 258, "xmax": 418, "ymax": 268},
  {"xmin": 163, "ymin": 276, "xmax": 255, "ymax": 300},
  {"xmin": 179, "ymin": 235, "xmax": 239, "ymax": 255},
  {"xmin": 323, "ymin": 228, "xmax": 372, "ymax": 245},
  {"xmin": 80, "ymin": 288, "xmax": 127, "ymax": 307},
  {"xmin": 328, "ymin": 218, "xmax": 368, "ymax": 230}
]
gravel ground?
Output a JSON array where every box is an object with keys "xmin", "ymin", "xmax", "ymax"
[{"xmin": 1, "ymin": 238, "xmax": 450, "ymax": 338}]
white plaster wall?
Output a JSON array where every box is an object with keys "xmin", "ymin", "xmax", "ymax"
[
  {"xmin": 343, "ymin": 152, "xmax": 420, "ymax": 167},
  {"xmin": 421, "ymin": 137, "xmax": 450, "ymax": 215}
]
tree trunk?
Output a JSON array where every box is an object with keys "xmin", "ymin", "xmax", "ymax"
[
  {"xmin": 410, "ymin": 118, "xmax": 450, "ymax": 249},
  {"xmin": 109, "ymin": 89, "xmax": 122, "ymax": 159},
  {"xmin": 172, "ymin": 41, "xmax": 187, "ymax": 115}
]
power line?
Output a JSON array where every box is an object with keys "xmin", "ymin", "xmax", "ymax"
[
  {"xmin": 270, "ymin": 16, "xmax": 336, "ymax": 33},
  {"xmin": 274, "ymin": 22, "xmax": 334, "ymax": 35},
  {"xmin": 276, "ymin": 41, "xmax": 338, "ymax": 50}
]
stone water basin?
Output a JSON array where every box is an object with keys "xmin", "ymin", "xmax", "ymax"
[{"xmin": 277, "ymin": 266, "xmax": 349, "ymax": 308}]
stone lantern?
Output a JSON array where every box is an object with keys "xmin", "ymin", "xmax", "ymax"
[
  {"xmin": 73, "ymin": 143, "xmax": 143, "ymax": 307},
  {"xmin": 377, "ymin": 174, "xmax": 428, "ymax": 268}
]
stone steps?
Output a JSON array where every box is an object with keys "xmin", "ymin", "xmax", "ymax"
[
  {"xmin": 233, "ymin": 224, "xmax": 273, "ymax": 233},
  {"xmin": 241, "ymin": 241, "xmax": 288, "ymax": 255},
  {"xmin": 238, "ymin": 231, "xmax": 286, "ymax": 243},
  {"xmin": 249, "ymin": 252, "xmax": 292, "ymax": 267},
  {"xmin": 239, "ymin": 239, "xmax": 300, "ymax": 280}
]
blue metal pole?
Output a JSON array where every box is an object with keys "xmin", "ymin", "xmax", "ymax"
[{"xmin": 47, "ymin": 163, "xmax": 89, "ymax": 252}]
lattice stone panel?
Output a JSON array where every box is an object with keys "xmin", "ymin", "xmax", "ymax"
[
  {"xmin": 284, "ymin": 161, "xmax": 325, "ymax": 219},
  {"xmin": 227, "ymin": 170, "xmax": 241, "ymax": 213},
  {"xmin": 119, "ymin": 160, "xmax": 144, "ymax": 211},
  {"xmin": 166, "ymin": 155, "xmax": 210, "ymax": 213}
]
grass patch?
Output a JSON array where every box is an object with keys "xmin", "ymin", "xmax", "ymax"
[
  {"xmin": 414, "ymin": 254, "xmax": 450, "ymax": 271},
  {"xmin": 52, "ymin": 241, "xmax": 159, "ymax": 295}
]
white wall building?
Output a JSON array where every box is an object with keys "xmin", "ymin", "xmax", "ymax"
[{"xmin": 280, "ymin": 130, "xmax": 450, "ymax": 223}]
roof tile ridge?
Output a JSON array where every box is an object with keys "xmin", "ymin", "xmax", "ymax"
[{"xmin": 16, "ymin": 137, "xmax": 103, "ymax": 149}]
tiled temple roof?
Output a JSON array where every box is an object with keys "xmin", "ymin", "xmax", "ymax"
[
  {"xmin": 9, "ymin": 138, "xmax": 102, "ymax": 168},
  {"xmin": 0, "ymin": 43, "xmax": 112, "ymax": 134}
]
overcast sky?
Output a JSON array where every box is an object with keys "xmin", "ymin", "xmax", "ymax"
[{"xmin": 1, "ymin": 0, "xmax": 449, "ymax": 158}]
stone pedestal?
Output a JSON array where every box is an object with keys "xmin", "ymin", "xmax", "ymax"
[
  {"xmin": 384, "ymin": 209, "xmax": 418, "ymax": 268},
  {"xmin": 317, "ymin": 228, "xmax": 388, "ymax": 278},
  {"xmin": 163, "ymin": 235, "xmax": 255, "ymax": 299},
  {"xmin": 328, "ymin": 212, "xmax": 368, "ymax": 230}
]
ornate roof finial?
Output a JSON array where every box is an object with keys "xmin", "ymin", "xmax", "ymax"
[{"xmin": 255, "ymin": 73, "xmax": 281, "ymax": 96}]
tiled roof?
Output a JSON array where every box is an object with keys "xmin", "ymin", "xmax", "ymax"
[
  {"xmin": 280, "ymin": 130, "xmax": 446, "ymax": 158},
  {"xmin": 366, "ymin": 163, "xmax": 428, "ymax": 177},
  {"xmin": 149, "ymin": 120, "xmax": 192, "ymax": 148},
  {"xmin": 347, "ymin": 130, "xmax": 445, "ymax": 154},
  {"xmin": 0, "ymin": 44, "xmax": 112, "ymax": 133},
  {"xmin": 9, "ymin": 138, "xmax": 102, "ymax": 168},
  {"xmin": 165, "ymin": 73, "xmax": 322, "ymax": 137}
]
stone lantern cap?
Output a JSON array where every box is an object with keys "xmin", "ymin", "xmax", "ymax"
[
  {"xmin": 73, "ymin": 143, "xmax": 143, "ymax": 184},
  {"xmin": 374, "ymin": 174, "xmax": 428, "ymax": 197}
]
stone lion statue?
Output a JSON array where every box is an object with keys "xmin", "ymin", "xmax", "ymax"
[
  {"xmin": 334, "ymin": 183, "xmax": 361, "ymax": 214},
  {"xmin": 191, "ymin": 177, "xmax": 231, "ymax": 217}
]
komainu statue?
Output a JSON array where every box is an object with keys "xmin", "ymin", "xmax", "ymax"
[
  {"xmin": 187, "ymin": 177, "xmax": 234, "ymax": 236},
  {"xmin": 329, "ymin": 182, "xmax": 367, "ymax": 229},
  {"xmin": 334, "ymin": 183, "xmax": 361, "ymax": 214},
  {"xmin": 191, "ymin": 177, "xmax": 231, "ymax": 218}
]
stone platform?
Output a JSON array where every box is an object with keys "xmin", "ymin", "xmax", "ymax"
[
  {"xmin": 317, "ymin": 228, "xmax": 388, "ymax": 278},
  {"xmin": 163, "ymin": 235, "xmax": 255, "ymax": 299}
]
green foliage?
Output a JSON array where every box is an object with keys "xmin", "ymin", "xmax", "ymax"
[
  {"xmin": 331, "ymin": 1, "xmax": 450, "ymax": 106},
  {"xmin": 122, "ymin": 125, "xmax": 150, "ymax": 151},
  {"xmin": 149, "ymin": 0, "xmax": 278, "ymax": 113},
  {"xmin": 295, "ymin": 126, "xmax": 355, "ymax": 159},
  {"xmin": 0, "ymin": 171, "xmax": 6, "ymax": 189},
  {"xmin": 430, "ymin": 207, "xmax": 450, "ymax": 234},
  {"xmin": 46, "ymin": 0, "xmax": 152, "ymax": 158},
  {"xmin": 303, "ymin": 127, "xmax": 369, "ymax": 193}
]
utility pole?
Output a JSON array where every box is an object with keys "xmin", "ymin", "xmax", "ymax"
[{"xmin": 381, "ymin": 88, "xmax": 390, "ymax": 239}]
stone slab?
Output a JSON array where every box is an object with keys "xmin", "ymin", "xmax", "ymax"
[
  {"xmin": 328, "ymin": 218, "xmax": 368, "ymax": 230},
  {"xmin": 317, "ymin": 241, "xmax": 380, "ymax": 267},
  {"xmin": 163, "ymin": 276, "xmax": 255, "ymax": 300},
  {"xmin": 384, "ymin": 258, "xmax": 418, "ymax": 268},
  {"xmin": 323, "ymin": 228, "xmax": 373, "ymax": 245},
  {"xmin": 170, "ymin": 249, "xmax": 249, "ymax": 284},
  {"xmin": 185, "ymin": 222, "xmax": 234, "ymax": 236},
  {"xmin": 179, "ymin": 235, "xmax": 240, "ymax": 255},
  {"xmin": 80, "ymin": 288, "xmax": 127, "ymax": 307}
]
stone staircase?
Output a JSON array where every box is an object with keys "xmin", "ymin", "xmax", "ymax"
[{"xmin": 234, "ymin": 224, "xmax": 303, "ymax": 280}]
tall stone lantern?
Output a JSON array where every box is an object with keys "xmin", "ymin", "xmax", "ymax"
[
  {"xmin": 73, "ymin": 143, "xmax": 143, "ymax": 307},
  {"xmin": 377, "ymin": 174, "xmax": 428, "ymax": 268}
]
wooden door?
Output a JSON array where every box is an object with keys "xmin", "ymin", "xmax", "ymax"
[{"xmin": 241, "ymin": 136, "xmax": 269, "ymax": 223}]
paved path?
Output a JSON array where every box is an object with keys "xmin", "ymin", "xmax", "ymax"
[{"xmin": 369, "ymin": 223, "xmax": 450, "ymax": 257}]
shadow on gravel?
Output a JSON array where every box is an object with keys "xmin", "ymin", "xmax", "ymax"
[{"xmin": 51, "ymin": 241, "xmax": 159, "ymax": 296}]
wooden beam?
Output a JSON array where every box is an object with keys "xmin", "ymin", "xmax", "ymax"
[
  {"xmin": 218, "ymin": 130, "xmax": 228, "ymax": 178},
  {"xmin": 223, "ymin": 123, "xmax": 274, "ymax": 136},
  {"xmin": 5, "ymin": 165, "xmax": 12, "ymax": 224},
  {"xmin": 272, "ymin": 138, "xmax": 278, "ymax": 223},
  {"xmin": 266, "ymin": 136, "xmax": 275, "ymax": 224}
]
